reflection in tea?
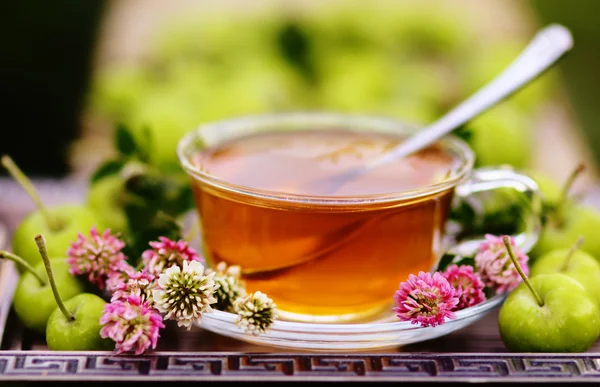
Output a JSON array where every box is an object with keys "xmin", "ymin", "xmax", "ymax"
[{"xmin": 191, "ymin": 130, "xmax": 461, "ymax": 322}]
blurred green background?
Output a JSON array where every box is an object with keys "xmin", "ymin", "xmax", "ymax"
[{"xmin": 1, "ymin": 0, "xmax": 600, "ymax": 189}]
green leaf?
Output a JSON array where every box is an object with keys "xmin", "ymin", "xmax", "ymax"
[
  {"xmin": 122, "ymin": 172, "xmax": 174, "ymax": 231},
  {"xmin": 157, "ymin": 177, "xmax": 195, "ymax": 216},
  {"xmin": 135, "ymin": 125, "xmax": 153, "ymax": 163},
  {"xmin": 122, "ymin": 211, "xmax": 183, "ymax": 260},
  {"xmin": 117, "ymin": 167, "xmax": 192, "ymax": 261},
  {"xmin": 123, "ymin": 170, "xmax": 194, "ymax": 217},
  {"xmin": 436, "ymin": 253, "xmax": 475, "ymax": 272},
  {"xmin": 124, "ymin": 173, "xmax": 166, "ymax": 200},
  {"xmin": 454, "ymin": 124, "xmax": 473, "ymax": 143},
  {"xmin": 90, "ymin": 159, "xmax": 125, "ymax": 184},
  {"xmin": 173, "ymin": 184, "xmax": 195, "ymax": 215},
  {"xmin": 276, "ymin": 20, "xmax": 317, "ymax": 83},
  {"xmin": 115, "ymin": 123, "xmax": 139, "ymax": 157},
  {"xmin": 448, "ymin": 198, "xmax": 479, "ymax": 241},
  {"xmin": 479, "ymin": 203, "xmax": 523, "ymax": 236}
]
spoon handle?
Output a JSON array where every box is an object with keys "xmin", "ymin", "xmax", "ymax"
[{"xmin": 365, "ymin": 24, "xmax": 573, "ymax": 169}]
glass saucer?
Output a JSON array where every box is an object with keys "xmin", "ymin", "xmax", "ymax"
[{"xmin": 195, "ymin": 294, "xmax": 506, "ymax": 351}]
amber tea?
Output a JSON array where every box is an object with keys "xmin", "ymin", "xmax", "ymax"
[{"xmin": 188, "ymin": 128, "xmax": 463, "ymax": 322}]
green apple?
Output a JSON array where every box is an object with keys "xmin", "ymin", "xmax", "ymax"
[
  {"xmin": 153, "ymin": 9, "xmax": 276, "ymax": 68},
  {"xmin": 11, "ymin": 204, "xmax": 101, "ymax": 272},
  {"xmin": 531, "ymin": 203, "xmax": 600, "ymax": 261},
  {"xmin": 89, "ymin": 65, "xmax": 152, "ymax": 123},
  {"xmin": 46, "ymin": 292, "xmax": 113, "ymax": 351},
  {"xmin": 498, "ymin": 235, "xmax": 600, "ymax": 352},
  {"xmin": 499, "ymin": 272, "xmax": 600, "ymax": 352},
  {"xmin": 464, "ymin": 104, "xmax": 533, "ymax": 169},
  {"xmin": 2, "ymin": 155, "xmax": 102, "ymax": 272},
  {"xmin": 529, "ymin": 240, "xmax": 600, "ymax": 305},
  {"xmin": 309, "ymin": 2, "xmax": 467, "ymax": 58},
  {"xmin": 384, "ymin": 4, "xmax": 469, "ymax": 57},
  {"xmin": 307, "ymin": 3, "xmax": 389, "ymax": 54},
  {"xmin": 529, "ymin": 164, "xmax": 600, "ymax": 260},
  {"xmin": 87, "ymin": 174, "xmax": 129, "ymax": 235},
  {"xmin": 461, "ymin": 40, "xmax": 557, "ymax": 113},
  {"xmin": 128, "ymin": 90, "xmax": 200, "ymax": 174},
  {"xmin": 317, "ymin": 51, "xmax": 395, "ymax": 113},
  {"xmin": 32, "ymin": 234, "xmax": 113, "ymax": 351},
  {"xmin": 5, "ymin": 252, "xmax": 86, "ymax": 335},
  {"xmin": 525, "ymin": 169, "xmax": 562, "ymax": 208},
  {"xmin": 195, "ymin": 55, "xmax": 309, "ymax": 119},
  {"xmin": 315, "ymin": 48, "xmax": 445, "ymax": 118}
]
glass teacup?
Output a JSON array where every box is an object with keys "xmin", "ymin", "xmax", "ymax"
[{"xmin": 177, "ymin": 112, "xmax": 541, "ymax": 323}]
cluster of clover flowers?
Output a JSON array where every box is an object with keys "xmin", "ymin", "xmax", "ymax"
[
  {"xmin": 65, "ymin": 226, "xmax": 528, "ymax": 355},
  {"xmin": 66, "ymin": 227, "xmax": 278, "ymax": 355},
  {"xmin": 393, "ymin": 233, "xmax": 529, "ymax": 328}
]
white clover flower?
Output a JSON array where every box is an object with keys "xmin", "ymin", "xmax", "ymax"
[
  {"xmin": 234, "ymin": 291, "xmax": 278, "ymax": 336},
  {"xmin": 152, "ymin": 260, "xmax": 218, "ymax": 330},
  {"xmin": 206, "ymin": 261, "xmax": 247, "ymax": 312}
]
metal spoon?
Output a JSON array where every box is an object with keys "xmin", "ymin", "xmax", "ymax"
[{"xmin": 311, "ymin": 23, "xmax": 574, "ymax": 195}]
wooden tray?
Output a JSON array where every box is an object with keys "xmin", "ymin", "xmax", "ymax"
[{"xmin": 2, "ymin": 177, "xmax": 600, "ymax": 384}]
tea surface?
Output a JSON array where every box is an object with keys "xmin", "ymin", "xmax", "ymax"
[{"xmin": 193, "ymin": 129, "xmax": 459, "ymax": 196}]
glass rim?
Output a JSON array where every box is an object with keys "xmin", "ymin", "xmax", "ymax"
[{"xmin": 176, "ymin": 112, "xmax": 475, "ymax": 206}]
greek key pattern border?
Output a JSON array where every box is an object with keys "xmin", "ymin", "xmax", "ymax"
[{"xmin": 2, "ymin": 351, "xmax": 600, "ymax": 381}]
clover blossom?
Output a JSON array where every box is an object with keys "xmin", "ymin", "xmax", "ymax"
[
  {"xmin": 105, "ymin": 264, "xmax": 135, "ymax": 294},
  {"xmin": 393, "ymin": 271, "xmax": 459, "ymax": 327},
  {"xmin": 152, "ymin": 260, "xmax": 218, "ymax": 329},
  {"xmin": 441, "ymin": 264, "xmax": 486, "ymax": 310},
  {"xmin": 234, "ymin": 291, "xmax": 278, "ymax": 335},
  {"xmin": 474, "ymin": 234, "xmax": 529, "ymax": 294},
  {"xmin": 205, "ymin": 261, "xmax": 247, "ymax": 312},
  {"xmin": 142, "ymin": 236, "xmax": 205, "ymax": 276},
  {"xmin": 99, "ymin": 294, "xmax": 165, "ymax": 355},
  {"xmin": 67, "ymin": 226, "xmax": 129, "ymax": 290},
  {"xmin": 108, "ymin": 268, "xmax": 157, "ymax": 305}
]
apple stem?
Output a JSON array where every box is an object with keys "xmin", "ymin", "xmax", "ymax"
[
  {"xmin": 555, "ymin": 163, "xmax": 585, "ymax": 221},
  {"xmin": 35, "ymin": 234, "xmax": 75, "ymax": 321},
  {"xmin": 561, "ymin": 235, "xmax": 585, "ymax": 272},
  {"xmin": 1, "ymin": 155, "xmax": 61, "ymax": 232},
  {"xmin": 502, "ymin": 235, "xmax": 544, "ymax": 307},
  {"xmin": 0, "ymin": 250, "xmax": 47, "ymax": 285}
]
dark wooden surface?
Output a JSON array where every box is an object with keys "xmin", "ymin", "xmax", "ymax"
[{"xmin": 3, "ymin": 177, "xmax": 600, "ymax": 383}]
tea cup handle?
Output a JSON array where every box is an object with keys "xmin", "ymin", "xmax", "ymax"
[{"xmin": 444, "ymin": 166, "xmax": 543, "ymax": 258}]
